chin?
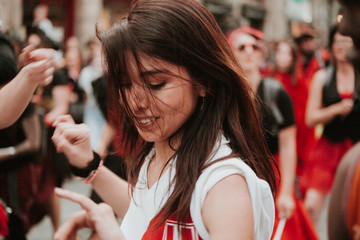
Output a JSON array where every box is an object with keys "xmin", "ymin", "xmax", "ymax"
[{"xmin": 138, "ymin": 132, "xmax": 164, "ymax": 143}]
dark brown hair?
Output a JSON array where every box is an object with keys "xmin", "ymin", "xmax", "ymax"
[{"xmin": 97, "ymin": 0, "xmax": 277, "ymax": 226}]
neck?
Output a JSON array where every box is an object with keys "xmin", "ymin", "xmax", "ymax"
[
  {"xmin": 276, "ymin": 66, "xmax": 290, "ymax": 73},
  {"xmin": 337, "ymin": 60, "xmax": 354, "ymax": 74},
  {"xmin": 245, "ymin": 69, "xmax": 262, "ymax": 91},
  {"xmin": 153, "ymin": 139, "xmax": 178, "ymax": 165}
]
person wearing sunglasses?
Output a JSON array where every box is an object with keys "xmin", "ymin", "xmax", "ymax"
[{"xmin": 228, "ymin": 27, "xmax": 317, "ymax": 239}]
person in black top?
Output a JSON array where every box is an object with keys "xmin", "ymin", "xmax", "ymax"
[
  {"xmin": 226, "ymin": 26, "xmax": 322, "ymax": 239},
  {"xmin": 0, "ymin": 31, "xmax": 55, "ymax": 129},
  {"xmin": 0, "ymin": 32, "xmax": 43, "ymax": 239}
]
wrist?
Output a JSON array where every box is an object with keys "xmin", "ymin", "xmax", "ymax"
[
  {"xmin": 69, "ymin": 151, "xmax": 102, "ymax": 178},
  {"xmin": 331, "ymin": 104, "xmax": 342, "ymax": 116},
  {"xmin": 279, "ymin": 182, "xmax": 294, "ymax": 195},
  {"xmin": 17, "ymin": 68, "xmax": 38, "ymax": 90}
]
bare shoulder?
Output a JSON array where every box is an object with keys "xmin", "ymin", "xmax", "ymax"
[
  {"xmin": 204, "ymin": 174, "xmax": 249, "ymax": 197},
  {"xmin": 313, "ymin": 68, "xmax": 327, "ymax": 86},
  {"xmin": 201, "ymin": 174, "xmax": 254, "ymax": 239}
]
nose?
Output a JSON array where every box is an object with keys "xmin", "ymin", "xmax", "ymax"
[
  {"xmin": 127, "ymin": 82, "xmax": 149, "ymax": 111},
  {"xmin": 244, "ymin": 45, "xmax": 254, "ymax": 54}
]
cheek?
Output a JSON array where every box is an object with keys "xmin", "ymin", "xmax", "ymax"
[
  {"xmin": 278, "ymin": 54, "xmax": 292, "ymax": 66},
  {"xmin": 333, "ymin": 47, "xmax": 347, "ymax": 59},
  {"xmin": 160, "ymin": 87, "xmax": 198, "ymax": 120}
]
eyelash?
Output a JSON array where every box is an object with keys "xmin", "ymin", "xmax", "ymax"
[
  {"xmin": 149, "ymin": 82, "xmax": 165, "ymax": 90},
  {"xmin": 120, "ymin": 81, "xmax": 166, "ymax": 90}
]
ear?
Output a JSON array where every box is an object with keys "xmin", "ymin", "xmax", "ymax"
[{"xmin": 198, "ymin": 87, "xmax": 206, "ymax": 97}]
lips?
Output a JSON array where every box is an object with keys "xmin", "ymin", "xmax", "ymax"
[{"xmin": 135, "ymin": 117, "xmax": 159, "ymax": 127}]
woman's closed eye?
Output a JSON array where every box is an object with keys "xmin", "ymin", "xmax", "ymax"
[{"xmin": 149, "ymin": 82, "xmax": 166, "ymax": 90}]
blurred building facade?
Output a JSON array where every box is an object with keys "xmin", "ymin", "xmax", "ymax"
[
  {"xmin": 0, "ymin": 0, "xmax": 129, "ymax": 52},
  {"xmin": 203, "ymin": 0, "xmax": 342, "ymax": 45},
  {"xmin": 0, "ymin": 0, "xmax": 342, "ymax": 50}
]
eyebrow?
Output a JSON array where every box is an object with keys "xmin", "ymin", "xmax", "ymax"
[{"xmin": 139, "ymin": 69, "xmax": 172, "ymax": 78}]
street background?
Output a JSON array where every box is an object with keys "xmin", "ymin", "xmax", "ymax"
[{"xmin": 27, "ymin": 178, "xmax": 92, "ymax": 240}]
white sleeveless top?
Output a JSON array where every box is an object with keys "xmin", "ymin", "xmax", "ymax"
[{"xmin": 120, "ymin": 136, "xmax": 275, "ymax": 239}]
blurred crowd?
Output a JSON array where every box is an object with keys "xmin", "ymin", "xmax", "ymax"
[{"xmin": 0, "ymin": 1, "xmax": 359, "ymax": 240}]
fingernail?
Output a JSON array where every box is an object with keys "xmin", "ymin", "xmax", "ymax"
[{"xmin": 54, "ymin": 187, "xmax": 65, "ymax": 194}]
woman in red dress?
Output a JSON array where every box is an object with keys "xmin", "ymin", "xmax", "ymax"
[{"xmin": 304, "ymin": 25, "xmax": 359, "ymax": 224}]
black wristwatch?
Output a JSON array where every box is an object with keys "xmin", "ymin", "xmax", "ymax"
[{"xmin": 69, "ymin": 151, "xmax": 101, "ymax": 178}]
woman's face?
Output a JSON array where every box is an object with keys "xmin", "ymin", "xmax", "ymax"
[
  {"xmin": 124, "ymin": 55, "xmax": 203, "ymax": 145},
  {"xmin": 232, "ymin": 34, "xmax": 262, "ymax": 73},
  {"xmin": 332, "ymin": 32, "xmax": 353, "ymax": 62},
  {"xmin": 275, "ymin": 42, "xmax": 293, "ymax": 72}
]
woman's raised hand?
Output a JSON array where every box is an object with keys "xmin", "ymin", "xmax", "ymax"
[
  {"xmin": 53, "ymin": 188, "xmax": 125, "ymax": 240},
  {"xmin": 52, "ymin": 115, "xmax": 93, "ymax": 168},
  {"xmin": 19, "ymin": 46, "xmax": 55, "ymax": 86}
]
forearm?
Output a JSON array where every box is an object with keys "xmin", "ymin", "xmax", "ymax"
[
  {"xmin": 278, "ymin": 127, "xmax": 296, "ymax": 194},
  {"xmin": 306, "ymin": 104, "xmax": 341, "ymax": 127},
  {"xmin": 306, "ymin": 70, "xmax": 343, "ymax": 127},
  {"xmin": 45, "ymin": 87, "xmax": 71, "ymax": 124},
  {"xmin": 0, "ymin": 69, "xmax": 38, "ymax": 129},
  {"xmin": 91, "ymin": 166, "xmax": 131, "ymax": 218},
  {"xmin": 279, "ymin": 154, "xmax": 296, "ymax": 194}
]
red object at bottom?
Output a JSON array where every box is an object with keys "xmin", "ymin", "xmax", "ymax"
[
  {"xmin": 0, "ymin": 204, "xmax": 8, "ymax": 236},
  {"xmin": 271, "ymin": 198, "xmax": 319, "ymax": 240},
  {"xmin": 142, "ymin": 213, "xmax": 203, "ymax": 240}
]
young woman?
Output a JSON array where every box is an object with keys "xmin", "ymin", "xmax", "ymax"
[
  {"xmin": 51, "ymin": 0, "xmax": 277, "ymax": 239},
  {"xmin": 304, "ymin": 25, "xmax": 360, "ymax": 224}
]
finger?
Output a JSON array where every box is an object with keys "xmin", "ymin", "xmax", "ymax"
[
  {"xmin": 55, "ymin": 123, "xmax": 90, "ymax": 145},
  {"xmin": 19, "ymin": 45, "xmax": 35, "ymax": 66},
  {"xmin": 278, "ymin": 211, "xmax": 286, "ymax": 219},
  {"xmin": 22, "ymin": 44, "xmax": 35, "ymax": 53},
  {"xmin": 53, "ymin": 123, "xmax": 88, "ymax": 144},
  {"xmin": 52, "ymin": 122, "xmax": 75, "ymax": 144},
  {"xmin": 53, "ymin": 210, "xmax": 87, "ymax": 240},
  {"xmin": 287, "ymin": 209, "xmax": 294, "ymax": 218},
  {"xmin": 51, "ymin": 134, "xmax": 71, "ymax": 153},
  {"xmin": 53, "ymin": 121, "xmax": 76, "ymax": 133},
  {"xmin": 277, "ymin": 204, "xmax": 287, "ymax": 218},
  {"xmin": 53, "ymin": 115, "xmax": 75, "ymax": 127},
  {"xmin": 26, "ymin": 59, "xmax": 50, "ymax": 72},
  {"xmin": 44, "ymin": 66, "xmax": 55, "ymax": 77},
  {"xmin": 41, "ymin": 75, "xmax": 54, "ymax": 86},
  {"xmin": 55, "ymin": 188, "xmax": 98, "ymax": 212},
  {"xmin": 29, "ymin": 48, "xmax": 55, "ymax": 61}
]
